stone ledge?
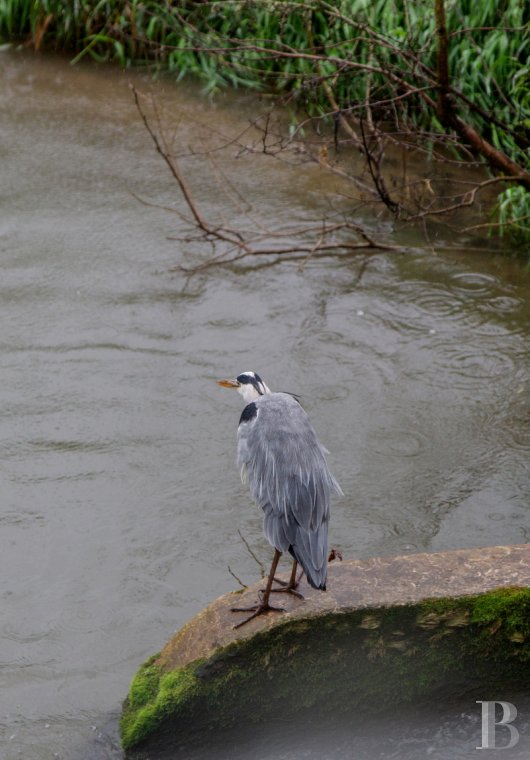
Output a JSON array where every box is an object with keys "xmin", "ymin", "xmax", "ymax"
[
  {"xmin": 157, "ymin": 544, "xmax": 530, "ymax": 671},
  {"xmin": 121, "ymin": 544, "xmax": 530, "ymax": 757}
]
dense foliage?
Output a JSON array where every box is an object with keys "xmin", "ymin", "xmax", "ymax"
[{"xmin": 1, "ymin": 0, "xmax": 528, "ymax": 242}]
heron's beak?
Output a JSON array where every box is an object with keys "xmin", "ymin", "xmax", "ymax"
[{"xmin": 217, "ymin": 379, "xmax": 240, "ymax": 389}]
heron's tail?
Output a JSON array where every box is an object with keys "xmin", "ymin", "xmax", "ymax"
[
  {"xmin": 288, "ymin": 521, "xmax": 328, "ymax": 590},
  {"xmin": 262, "ymin": 503, "xmax": 329, "ymax": 589}
]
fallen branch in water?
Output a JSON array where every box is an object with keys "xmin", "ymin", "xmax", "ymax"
[{"xmin": 131, "ymin": 85, "xmax": 406, "ymax": 275}]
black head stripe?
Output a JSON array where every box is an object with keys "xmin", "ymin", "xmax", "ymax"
[
  {"xmin": 236, "ymin": 372, "xmax": 264, "ymax": 395},
  {"xmin": 239, "ymin": 402, "xmax": 258, "ymax": 424}
]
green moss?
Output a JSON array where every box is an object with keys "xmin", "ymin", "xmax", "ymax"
[
  {"xmin": 417, "ymin": 587, "xmax": 530, "ymax": 655},
  {"xmin": 471, "ymin": 587, "xmax": 530, "ymax": 633},
  {"xmin": 121, "ymin": 659, "xmax": 204, "ymax": 749},
  {"xmin": 127, "ymin": 655, "xmax": 162, "ymax": 709},
  {"xmin": 121, "ymin": 588, "xmax": 530, "ymax": 754}
]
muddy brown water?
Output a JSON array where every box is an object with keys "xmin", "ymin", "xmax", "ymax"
[{"xmin": 1, "ymin": 49, "xmax": 529, "ymax": 759}]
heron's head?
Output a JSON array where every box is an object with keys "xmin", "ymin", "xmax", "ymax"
[{"xmin": 217, "ymin": 371, "xmax": 271, "ymax": 403}]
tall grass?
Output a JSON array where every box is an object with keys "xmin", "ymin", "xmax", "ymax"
[
  {"xmin": 0, "ymin": 0, "xmax": 32, "ymax": 39},
  {"xmin": 1, "ymin": 0, "xmax": 528, "ymax": 242}
]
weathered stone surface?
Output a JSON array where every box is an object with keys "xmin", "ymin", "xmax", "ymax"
[
  {"xmin": 157, "ymin": 544, "xmax": 530, "ymax": 670},
  {"xmin": 121, "ymin": 544, "xmax": 530, "ymax": 757}
]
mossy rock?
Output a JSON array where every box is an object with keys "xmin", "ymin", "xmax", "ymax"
[{"xmin": 121, "ymin": 545, "xmax": 530, "ymax": 757}]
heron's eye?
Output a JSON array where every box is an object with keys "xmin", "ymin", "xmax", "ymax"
[
  {"xmin": 236, "ymin": 373, "xmax": 253, "ymax": 384},
  {"xmin": 236, "ymin": 372, "xmax": 264, "ymax": 395}
]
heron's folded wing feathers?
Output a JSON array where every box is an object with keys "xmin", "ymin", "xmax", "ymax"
[{"xmin": 237, "ymin": 393, "xmax": 340, "ymax": 529}]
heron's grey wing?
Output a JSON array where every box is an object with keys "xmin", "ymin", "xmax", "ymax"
[
  {"xmin": 237, "ymin": 393, "xmax": 341, "ymax": 587},
  {"xmin": 237, "ymin": 393, "xmax": 341, "ymax": 519},
  {"xmin": 262, "ymin": 502, "xmax": 295, "ymax": 553}
]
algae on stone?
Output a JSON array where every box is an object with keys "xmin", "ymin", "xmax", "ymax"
[{"xmin": 121, "ymin": 588, "xmax": 530, "ymax": 754}]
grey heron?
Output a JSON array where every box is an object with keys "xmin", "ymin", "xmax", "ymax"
[{"xmin": 218, "ymin": 371, "xmax": 342, "ymax": 628}]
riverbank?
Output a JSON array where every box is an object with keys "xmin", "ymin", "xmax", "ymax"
[{"xmin": 2, "ymin": 0, "xmax": 529, "ymax": 246}]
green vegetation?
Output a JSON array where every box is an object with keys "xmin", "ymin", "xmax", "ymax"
[
  {"xmin": 121, "ymin": 588, "xmax": 530, "ymax": 753},
  {"xmin": 1, "ymin": 0, "xmax": 529, "ymax": 244},
  {"xmin": 122, "ymin": 658, "xmax": 202, "ymax": 749}
]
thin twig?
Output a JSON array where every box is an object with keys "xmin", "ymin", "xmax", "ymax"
[
  {"xmin": 227, "ymin": 565, "xmax": 248, "ymax": 589},
  {"xmin": 237, "ymin": 529, "xmax": 265, "ymax": 578},
  {"xmin": 134, "ymin": 86, "xmax": 209, "ymax": 231}
]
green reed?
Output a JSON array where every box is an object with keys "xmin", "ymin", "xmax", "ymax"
[{"xmin": 1, "ymin": 0, "xmax": 528, "ymax": 243}]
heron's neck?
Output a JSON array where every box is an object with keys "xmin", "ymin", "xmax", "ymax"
[{"xmin": 238, "ymin": 383, "xmax": 270, "ymax": 403}]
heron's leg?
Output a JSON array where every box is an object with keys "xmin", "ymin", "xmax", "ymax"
[
  {"xmin": 272, "ymin": 559, "xmax": 297, "ymax": 587},
  {"xmin": 289, "ymin": 560, "xmax": 302, "ymax": 588},
  {"xmin": 231, "ymin": 549, "xmax": 285, "ymax": 628},
  {"xmin": 270, "ymin": 559, "xmax": 304, "ymax": 599},
  {"xmin": 271, "ymin": 558, "xmax": 302, "ymax": 591}
]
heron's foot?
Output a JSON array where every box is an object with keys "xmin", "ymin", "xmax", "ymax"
[
  {"xmin": 270, "ymin": 585, "xmax": 304, "ymax": 600},
  {"xmin": 272, "ymin": 574, "xmax": 301, "ymax": 588},
  {"xmin": 230, "ymin": 600, "xmax": 285, "ymax": 629},
  {"xmin": 271, "ymin": 570, "xmax": 304, "ymax": 599}
]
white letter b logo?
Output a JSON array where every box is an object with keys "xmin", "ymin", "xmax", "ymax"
[{"xmin": 477, "ymin": 701, "xmax": 519, "ymax": 749}]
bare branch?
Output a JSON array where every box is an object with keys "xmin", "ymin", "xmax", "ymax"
[
  {"xmin": 237, "ymin": 530, "xmax": 265, "ymax": 578},
  {"xmin": 227, "ymin": 565, "xmax": 248, "ymax": 589},
  {"xmin": 131, "ymin": 86, "xmax": 405, "ymax": 274}
]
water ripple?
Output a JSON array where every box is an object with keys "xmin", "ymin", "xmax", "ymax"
[
  {"xmin": 482, "ymin": 295, "xmax": 523, "ymax": 314},
  {"xmin": 315, "ymin": 384, "xmax": 350, "ymax": 402},
  {"xmin": 1, "ymin": 342, "xmax": 180, "ymax": 356},
  {"xmin": 408, "ymin": 286, "xmax": 464, "ymax": 318},
  {"xmin": 450, "ymin": 271, "xmax": 499, "ymax": 294},
  {"xmin": 28, "ymin": 438, "xmax": 116, "ymax": 453},
  {"xmin": 501, "ymin": 408, "xmax": 530, "ymax": 453},
  {"xmin": 367, "ymin": 427, "xmax": 427, "ymax": 458},
  {"xmin": 430, "ymin": 342, "xmax": 516, "ymax": 386},
  {"xmin": 507, "ymin": 427, "xmax": 530, "ymax": 452},
  {"xmin": 2, "ymin": 622, "xmax": 57, "ymax": 645},
  {"xmin": 0, "ymin": 510, "xmax": 45, "ymax": 528}
]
